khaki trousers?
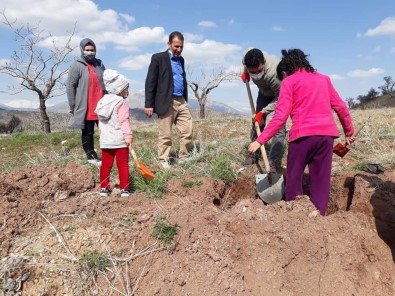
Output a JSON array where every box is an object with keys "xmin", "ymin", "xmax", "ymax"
[{"xmin": 158, "ymin": 97, "xmax": 193, "ymax": 160}]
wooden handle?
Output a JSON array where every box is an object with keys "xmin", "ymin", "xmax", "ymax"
[
  {"xmin": 245, "ymin": 81, "xmax": 256, "ymax": 115},
  {"xmin": 353, "ymin": 124, "xmax": 365, "ymax": 137},
  {"xmin": 255, "ymin": 122, "xmax": 271, "ymax": 173},
  {"xmin": 129, "ymin": 146, "xmax": 137, "ymax": 161}
]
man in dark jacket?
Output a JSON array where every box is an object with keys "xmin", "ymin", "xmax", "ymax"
[{"xmin": 145, "ymin": 31, "xmax": 193, "ymax": 170}]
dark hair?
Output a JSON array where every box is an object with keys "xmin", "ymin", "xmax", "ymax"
[
  {"xmin": 169, "ymin": 31, "xmax": 184, "ymax": 43},
  {"xmin": 276, "ymin": 48, "xmax": 315, "ymax": 81},
  {"xmin": 243, "ymin": 48, "xmax": 265, "ymax": 68}
]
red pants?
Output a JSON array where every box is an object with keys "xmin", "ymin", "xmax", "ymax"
[{"xmin": 100, "ymin": 147, "xmax": 130, "ymax": 190}]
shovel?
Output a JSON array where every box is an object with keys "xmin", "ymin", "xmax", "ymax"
[
  {"xmin": 245, "ymin": 81, "xmax": 284, "ymax": 204},
  {"xmin": 129, "ymin": 147, "xmax": 155, "ymax": 181},
  {"xmin": 333, "ymin": 123, "xmax": 365, "ymax": 158}
]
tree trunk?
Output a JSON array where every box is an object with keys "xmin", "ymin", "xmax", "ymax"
[
  {"xmin": 39, "ymin": 97, "xmax": 51, "ymax": 133},
  {"xmin": 199, "ymin": 103, "xmax": 206, "ymax": 119}
]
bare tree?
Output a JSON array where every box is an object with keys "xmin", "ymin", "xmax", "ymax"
[
  {"xmin": 187, "ymin": 68, "xmax": 238, "ymax": 118},
  {"xmin": 0, "ymin": 12, "xmax": 75, "ymax": 133},
  {"xmin": 378, "ymin": 76, "xmax": 395, "ymax": 98}
]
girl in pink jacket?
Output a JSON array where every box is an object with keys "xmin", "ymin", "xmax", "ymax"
[{"xmin": 248, "ymin": 49, "xmax": 356, "ymax": 215}]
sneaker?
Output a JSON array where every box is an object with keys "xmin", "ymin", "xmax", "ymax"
[
  {"xmin": 100, "ymin": 188, "xmax": 110, "ymax": 197},
  {"xmin": 120, "ymin": 189, "xmax": 131, "ymax": 197},
  {"xmin": 159, "ymin": 160, "xmax": 171, "ymax": 170},
  {"xmin": 88, "ymin": 158, "xmax": 102, "ymax": 167}
]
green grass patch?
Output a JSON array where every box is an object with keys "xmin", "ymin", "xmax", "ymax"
[
  {"xmin": 181, "ymin": 180, "xmax": 203, "ymax": 188},
  {"xmin": 152, "ymin": 216, "xmax": 178, "ymax": 246},
  {"xmin": 80, "ymin": 250, "xmax": 109, "ymax": 275},
  {"xmin": 210, "ymin": 155, "xmax": 236, "ymax": 182}
]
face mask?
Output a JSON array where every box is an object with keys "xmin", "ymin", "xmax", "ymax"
[
  {"xmin": 83, "ymin": 51, "xmax": 96, "ymax": 61},
  {"xmin": 249, "ymin": 70, "xmax": 265, "ymax": 80}
]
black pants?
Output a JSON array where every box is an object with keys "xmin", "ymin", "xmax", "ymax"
[
  {"xmin": 251, "ymin": 91, "xmax": 286, "ymax": 165},
  {"xmin": 82, "ymin": 120, "xmax": 99, "ymax": 160}
]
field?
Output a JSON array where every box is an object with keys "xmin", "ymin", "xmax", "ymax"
[{"xmin": 0, "ymin": 107, "xmax": 394, "ymax": 295}]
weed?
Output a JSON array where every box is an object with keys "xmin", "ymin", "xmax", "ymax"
[
  {"xmin": 120, "ymin": 210, "xmax": 140, "ymax": 226},
  {"xmin": 152, "ymin": 216, "xmax": 178, "ymax": 246},
  {"xmin": 132, "ymin": 170, "xmax": 174, "ymax": 198},
  {"xmin": 210, "ymin": 155, "xmax": 236, "ymax": 182},
  {"xmin": 64, "ymin": 224, "xmax": 77, "ymax": 232},
  {"xmin": 181, "ymin": 180, "xmax": 203, "ymax": 188},
  {"xmin": 80, "ymin": 250, "xmax": 109, "ymax": 275}
]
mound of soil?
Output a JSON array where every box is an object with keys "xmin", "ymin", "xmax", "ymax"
[{"xmin": 0, "ymin": 163, "xmax": 394, "ymax": 295}]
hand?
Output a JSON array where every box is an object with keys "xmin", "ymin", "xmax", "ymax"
[
  {"xmin": 68, "ymin": 109, "xmax": 74, "ymax": 115},
  {"xmin": 125, "ymin": 138, "xmax": 133, "ymax": 146},
  {"xmin": 254, "ymin": 111, "xmax": 265, "ymax": 125},
  {"xmin": 345, "ymin": 135, "xmax": 356, "ymax": 146},
  {"xmin": 145, "ymin": 108, "xmax": 154, "ymax": 118},
  {"xmin": 240, "ymin": 72, "xmax": 250, "ymax": 83},
  {"xmin": 248, "ymin": 141, "xmax": 261, "ymax": 153}
]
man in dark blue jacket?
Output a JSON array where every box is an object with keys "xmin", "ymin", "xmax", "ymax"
[{"xmin": 145, "ymin": 31, "xmax": 193, "ymax": 170}]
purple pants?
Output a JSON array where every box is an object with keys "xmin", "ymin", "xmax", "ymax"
[{"xmin": 286, "ymin": 136, "xmax": 334, "ymax": 215}]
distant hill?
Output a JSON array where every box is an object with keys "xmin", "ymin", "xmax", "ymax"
[
  {"xmin": 46, "ymin": 90, "xmax": 243, "ymax": 115},
  {"xmin": 356, "ymin": 94, "xmax": 395, "ymax": 109}
]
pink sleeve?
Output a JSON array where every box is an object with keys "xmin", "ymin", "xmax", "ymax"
[
  {"xmin": 117, "ymin": 101, "xmax": 132, "ymax": 140},
  {"xmin": 256, "ymin": 80, "xmax": 292, "ymax": 144},
  {"xmin": 327, "ymin": 77, "xmax": 354, "ymax": 136}
]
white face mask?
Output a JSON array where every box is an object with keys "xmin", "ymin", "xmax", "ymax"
[
  {"xmin": 249, "ymin": 70, "xmax": 265, "ymax": 80},
  {"xmin": 83, "ymin": 51, "xmax": 96, "ymax": 56}
]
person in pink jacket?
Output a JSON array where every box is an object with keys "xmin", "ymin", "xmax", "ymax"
[
  {"xmin": 248, "ymin": 49, "xmax": 356, "ymax": 215},
  {"xmin": 95, "ymin": 69, "xmax": 133, "ymax": 198}
]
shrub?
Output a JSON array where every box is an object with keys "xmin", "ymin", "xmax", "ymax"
[
  {"xmin": 152, "ymin": 216, "xmax": 178, "ymax": 246},
  {"xmin": 210, "ymin": 155, "xmax": 236, "ymax": 182}
]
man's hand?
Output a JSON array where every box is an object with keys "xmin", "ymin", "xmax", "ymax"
[
  {"xmin": 240, "ymin": 72, "xmax": 250, "ymax": 83},
  {"xmin": 68, "ymin": 109, "xmax": 74, "ymax": 115},
  {"xmin": 144, "ymin": 108, "xmax": 154, "ymax": 118},
  {"xmin": 254, "ymin": 111, "xmax": 265, "ymax": 125},
  {"xmin": 248, "ymin": 141, "xmax": 261, "ymax": 153}
]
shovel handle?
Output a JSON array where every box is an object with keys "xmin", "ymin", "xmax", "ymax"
[
  {"xmin": 255, "ymin": 122, "xmax": 271, "ymax": 173},
  {"xmin": 353, "ymin": 123, "xmax": 365, "ymax": 137},
  {"xmin": 129, "ymin": 146, "xmax": 138, "ymax": 161},
  {"xmin": 245, "ymin": 81, "xmax": 256, "ymax": 115}
]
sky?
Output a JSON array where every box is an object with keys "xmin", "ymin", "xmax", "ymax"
[{"xmin": 0, "ymin": 0, "xmax": 394, "ymax": 113}]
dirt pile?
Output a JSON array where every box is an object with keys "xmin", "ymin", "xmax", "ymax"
[{"xmin": 0, "ymin": 163, "xmax": 394, "ymax": 295}]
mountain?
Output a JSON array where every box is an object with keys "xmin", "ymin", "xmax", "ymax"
[{"xmin": 43, "ymin": 90, "xmax": 244, "ymax": 115}]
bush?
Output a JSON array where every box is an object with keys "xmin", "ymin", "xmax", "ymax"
[
  {"xmin": 210, "ymin": 155, "xmax": 236, "ymax": 182},
  {"xmin": 152, "ymin": 216, "xmax": 178, "ymax": 246},
  {"xmin": 0, "ymin": 115, "xmax": 23, "ymax": 133}
]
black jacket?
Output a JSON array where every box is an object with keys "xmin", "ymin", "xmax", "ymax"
[{"xmin": 145, "ymin": 51, "xmax": 188, "ymax": 116}]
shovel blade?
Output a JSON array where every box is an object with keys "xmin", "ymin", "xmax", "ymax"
[
  {"xmin": 256, "ymin": 173, "xmax": 284, "ymax": 204},
  {"xmin": 333, "ymin": 143, "xmax": 349, "ymax": 157},
  {"xmin": 134, "ymin": 159, "xmax": 155, "ymax": 181}
]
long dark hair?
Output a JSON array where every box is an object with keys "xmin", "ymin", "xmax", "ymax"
[{"xmin": 276, "ymin": 49, "xmax": 315, "ymax": 81}]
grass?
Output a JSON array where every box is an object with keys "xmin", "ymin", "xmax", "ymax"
[
  {"xmin": 80, "ymin": 250, "xmax": 110, "ymax": 275},
  {"xmin": 152, "ymin": 216, "xmax": 178, "ymax": 246},
  {"xmin": 181, "ymin": 180, "xmax": 203, "ymax": 188},
  {"xmin": 210, "ymin": 154, "xmax": 236, "ymax": 182}
]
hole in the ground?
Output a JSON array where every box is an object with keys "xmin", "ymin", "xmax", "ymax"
[{"xmin": 212, "ymin": 177, "xmax": 257, "ymax": 209}]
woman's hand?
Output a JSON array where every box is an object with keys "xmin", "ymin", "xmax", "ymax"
[{"xmin": 248, "ymin": 141, "xmax": 261, "ymax": 153}]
